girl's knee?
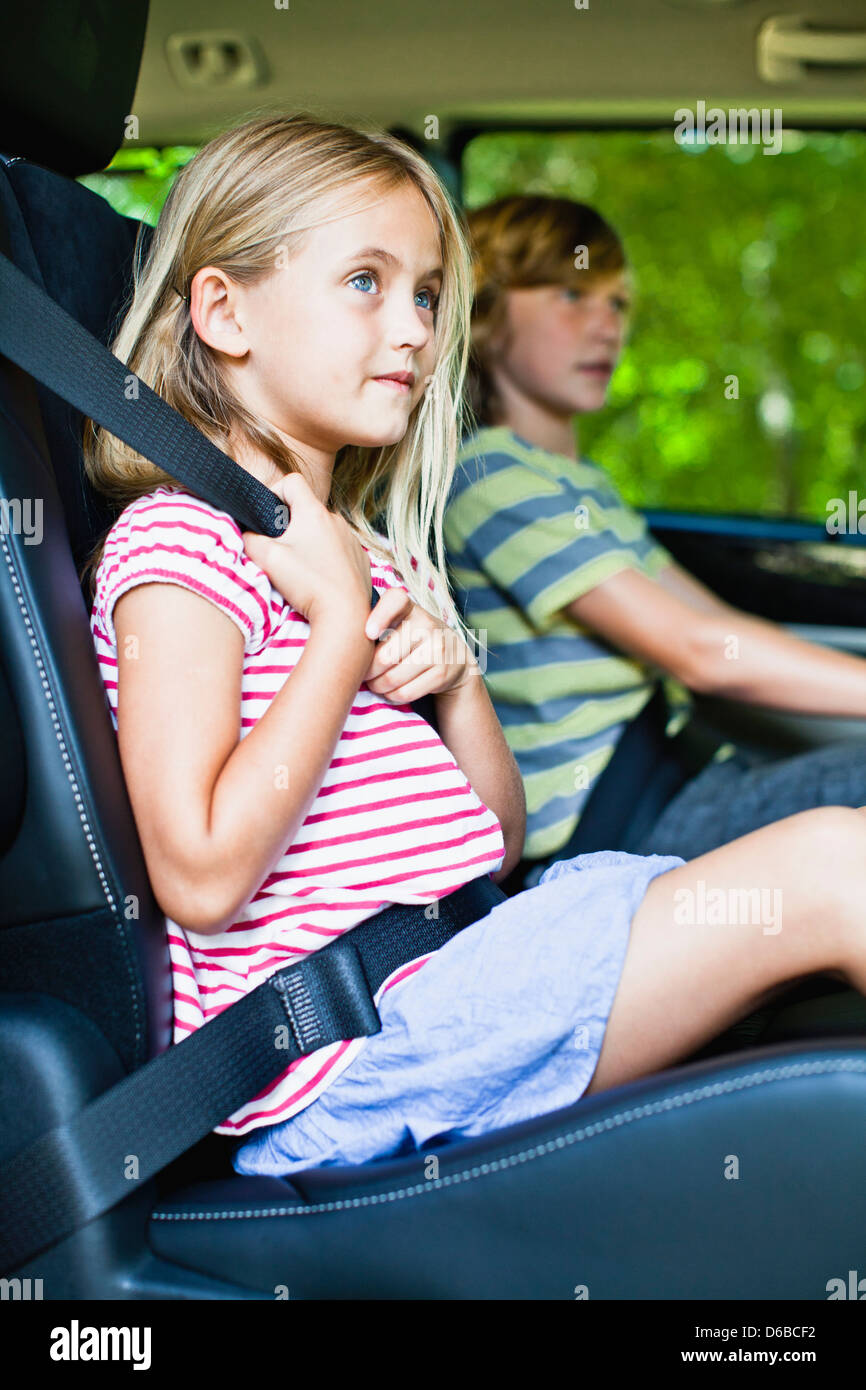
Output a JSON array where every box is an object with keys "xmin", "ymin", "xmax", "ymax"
[{"xmin": 791, "ymin": 805, "xmax": 866, "ymax": 872}]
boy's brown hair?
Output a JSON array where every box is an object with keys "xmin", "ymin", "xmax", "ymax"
[{"xmin": 464, "ymin": 195, "xmax": 626, "ymax": 427}]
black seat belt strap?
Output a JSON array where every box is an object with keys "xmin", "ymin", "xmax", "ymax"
[
  {"xmin": 0, "ymin": 875, "xmax": 503, "ymax": 1275},
  {"xmin": 0, "ymin": 249, "xmax": 287, "ymax": 538},
  {"xmin": 0, "ymin": 934, "xmax": 379, "ymax": 1277}
]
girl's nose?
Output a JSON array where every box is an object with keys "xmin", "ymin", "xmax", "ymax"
[{"xmin": 389, "ymin": 292, "xmax": 432, "ymax": 349}]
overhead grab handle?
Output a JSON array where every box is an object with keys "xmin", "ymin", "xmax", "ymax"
[{"xmin": 758, "ymin": 17, "xmax": 866, "ymax": 83}]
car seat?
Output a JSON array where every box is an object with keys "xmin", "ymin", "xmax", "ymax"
[{"xmin": 2, "ymin": 0, "xmax": 866, "ymax": 1300}]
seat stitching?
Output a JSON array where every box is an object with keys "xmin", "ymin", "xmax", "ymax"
[
  {"xmin": 0, "ymin": 528, "xmax": 142, "ymax": 1051},
  {"xmin": 151, "ymin": 1055, "xmax": 866, "ymax": 1221}
]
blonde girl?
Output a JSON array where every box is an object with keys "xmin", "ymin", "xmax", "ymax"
[{"xmin": 83, "ymin": 113, "xmax": 866, "ymax": 1177}]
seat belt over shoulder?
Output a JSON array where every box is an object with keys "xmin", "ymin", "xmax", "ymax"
[{"xmin": 0, "ymin": 250, "xmax": 291, "ymax": 542}]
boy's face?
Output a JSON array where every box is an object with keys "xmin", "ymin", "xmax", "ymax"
[
  {"xmin": 490, "ymin": 272, "xmax": 632, "ymax": 418},
  {"xmin": 207, "ymin": 179, "xmax": 442, "ymax": 459}
]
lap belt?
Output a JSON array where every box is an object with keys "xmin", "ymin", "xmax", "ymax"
[{"xmin": 0, "ymin": 873, "xmax": 505, "ymax": 1275}]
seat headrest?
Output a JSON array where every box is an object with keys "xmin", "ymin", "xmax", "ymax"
[
  {"xmin": 0, "ymin": 156, "xmax": 153, "ymax": 576},
  {"xmin": 1, "ymin": 1, "xmax": 149, "ymax": 177}
]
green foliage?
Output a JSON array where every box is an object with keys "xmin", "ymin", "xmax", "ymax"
[
  {"xmin": 77, "ymin": 147, "xmax": 198, "ymax": 224},
  {"xmin": 463, "ymin": 130, "xmax": 866, "ymax": 521}
]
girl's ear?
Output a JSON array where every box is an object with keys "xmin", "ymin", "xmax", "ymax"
[{"xmin": 189, "ymin": 267, "xmax": 249, "ymax": 360}]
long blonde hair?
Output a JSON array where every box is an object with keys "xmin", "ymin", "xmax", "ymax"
[{"xmin": 81, "ymin": 110, "xmax": 478, "ymax": 650}]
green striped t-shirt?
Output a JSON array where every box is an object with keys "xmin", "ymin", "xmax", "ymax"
[{"xmin": 444, "ymin": 426, "xmax": 691, "ymax": 860}]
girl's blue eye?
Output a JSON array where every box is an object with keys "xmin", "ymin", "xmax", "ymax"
[
  {"xmin": 350, "ymin": 272, "xmax": 377, "ymax": 294},
  {"xmin": 416, "ymin": 288, "xmax": 439, "ymax": 312}
]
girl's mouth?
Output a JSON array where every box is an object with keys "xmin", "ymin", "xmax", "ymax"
[
  {"xmin": 373, "ymin": 370, "xmax": 415, "ymax": 394},
  {"xmin": 373, "ymin": 377, "xmax": 412, "ymax": 393}
]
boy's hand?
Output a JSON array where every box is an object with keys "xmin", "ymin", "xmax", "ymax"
[{"xmin": 363, "ymin": 586, "xmax": 479, "ymax": 704}]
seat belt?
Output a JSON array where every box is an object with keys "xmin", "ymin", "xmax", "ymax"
[
  {"xmin": 552, "ymin": 687, "xmax": 689, "ymax": 857},
  {"xmin": 0, "ymin": 250, "xmax": 293, "ymax": 541},
  {"xmin": 0, "ymin": 250, "xmax": 383, "ymax": 612},
  {"xmin": 0, "ymin": 875, "xmax": 504, "ymax": 1275},
  {"xmin": 514, "ymin": 686, "xmax": 723, "ymax": 878}
]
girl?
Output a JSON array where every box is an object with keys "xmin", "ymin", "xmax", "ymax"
[
  {"xmin": 82, "ymin": 114, "xmax": 866, "ymax": 1179},
  {"xmin": 449, "ymin": 194, "xmax": 866, "ymax": 890}
]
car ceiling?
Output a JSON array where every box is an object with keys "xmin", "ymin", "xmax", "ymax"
[{"xmin": 133, "ymin": 0, "xmax": 866, "ymax": 147}]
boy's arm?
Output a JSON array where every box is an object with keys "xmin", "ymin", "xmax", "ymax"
[
  {"xmin": 563, "ymin": 566, "xmax": 866, "ymax": 717},
  {"xmin": 652, "ymin": 558, "xmax": 739, "ymax": 617}
]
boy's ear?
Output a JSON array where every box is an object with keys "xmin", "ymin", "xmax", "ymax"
[{"xmin": 189, "ymin": 267, "xmax": 249, "ymax": 359}]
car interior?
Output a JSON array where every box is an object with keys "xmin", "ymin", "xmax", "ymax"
[{"xmin": 1, "ymin": 0, "xmax": 866, "ymax": 1301}]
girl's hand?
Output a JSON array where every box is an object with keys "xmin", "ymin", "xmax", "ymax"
[
  {"xmin": 241, "ymin": 472, "xmax": 372, "ymax": 627},
  {"xmin": 363, "ymin": 586, "xmax": 480, "ymax": 704}
]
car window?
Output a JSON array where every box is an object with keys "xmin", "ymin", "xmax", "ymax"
[
  {"xmin": 462, "ymin": 129, "xmax": 866, "ymax": 524},
  {"xmin": 78, "ymin": 144, "xmax": 198, "ymax": 224}
]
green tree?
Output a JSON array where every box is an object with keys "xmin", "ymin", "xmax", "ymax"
[{"xmin": 463, "ymin": 130, "xmax": 866, "ymax": 522}]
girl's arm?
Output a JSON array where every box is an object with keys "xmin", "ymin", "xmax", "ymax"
[
  {"xmin": 433, "ymin": 673, "xmax": 527, "ymax": 884},
  {"xmin": 563, "ymin": 567, "xmax": 866, "ymax": 718},
  {"xmin": 115, "ymin": 581, "xmax": 374, "ymax": 936}
]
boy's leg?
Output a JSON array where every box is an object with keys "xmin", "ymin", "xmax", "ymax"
[
  {"xmin": 585, "ymin": 805, "xmax": 866, "ymax": 1096},
  {"xmin": 636, "ymin": 741, "xmax": 866, "ymax": 861}
]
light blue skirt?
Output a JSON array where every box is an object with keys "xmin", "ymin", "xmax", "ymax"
[{"xmin": 232, "ymin": 850, "xmax": 685, "ymax": 1178}]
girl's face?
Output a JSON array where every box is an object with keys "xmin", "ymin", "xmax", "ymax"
[
  {"xmin": 490, "ymin": 272, "xmax": 631, "ymax": 418},
  {"xmin": 197, "ymin": 179, "xmax": 442, "ymax": 463}
]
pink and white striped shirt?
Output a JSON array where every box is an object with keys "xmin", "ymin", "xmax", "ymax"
[{"xmin": 90, "ymin": 485, "xmax": 505, "ymax": 1135}]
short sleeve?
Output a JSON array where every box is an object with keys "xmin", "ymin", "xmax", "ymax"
[
  {"xmin": 94, "ymin": 490, "xmax": 275, "ymax": 653},
  {"xmin": 446, "ymin": 451, "xmax": 674, "ymax": 633}
]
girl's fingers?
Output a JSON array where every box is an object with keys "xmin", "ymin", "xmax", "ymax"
[
  {"xmin": 365, "ymin": 586, "xmax": 413, "ymax": 640},
  {"xmin": 365, "ymin": 599, "xmax": 433, "ymax": 682},
  {"xmin": 370, "ymin": 651, "xmax": 439, "ymax": 696},
  {"xmin": 371, "ymin": 624, "xmax": 426, "ymax": 677},
  {"xmin": 361, "ymin": 590, "xmax": 454, "ymax": 693},
  {"xmin": 372, "ymin": 671, "xmax": 439, "ymax": 706}
]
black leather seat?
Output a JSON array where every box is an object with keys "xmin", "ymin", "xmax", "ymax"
[{"xmin": 3, "ymin": 0, "xmax": 866, "ymax": 1299}]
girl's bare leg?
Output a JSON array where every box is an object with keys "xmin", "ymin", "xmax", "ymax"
[{"xmin": 585, "ymin": 806, "xmax": 866, "ymax": 1096}]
